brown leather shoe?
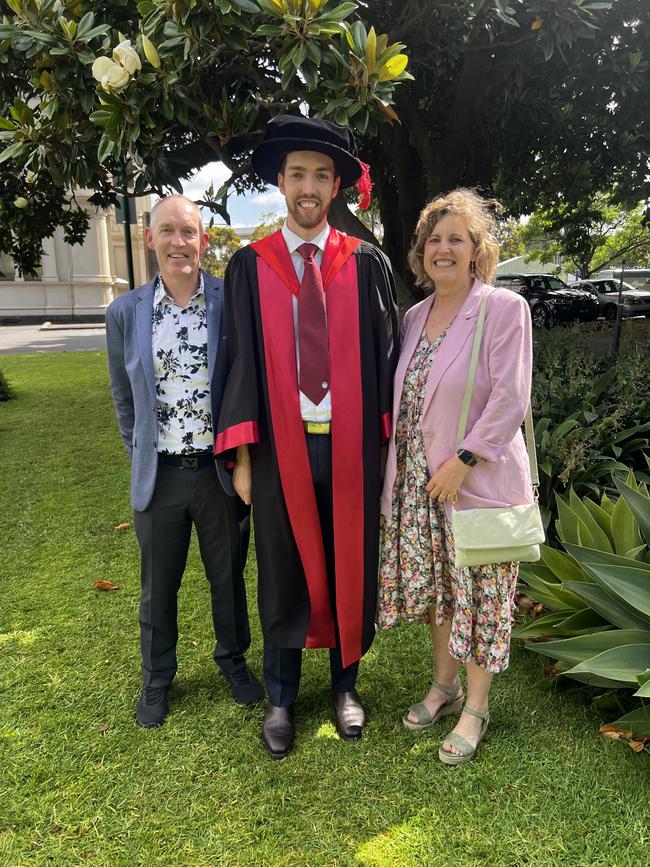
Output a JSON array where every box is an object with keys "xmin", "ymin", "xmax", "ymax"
[
  {"xmin": 261, "ymin": 703, "xmax": 294, "ymax": 759},
  {"xmin": 333, "ymin": 689, "xmax": 365, "ymax": 741}
]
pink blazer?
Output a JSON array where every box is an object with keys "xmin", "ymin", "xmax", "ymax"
[{"xmin": 380, "ymin": 279, "xmax": 534, "ymax": 519}]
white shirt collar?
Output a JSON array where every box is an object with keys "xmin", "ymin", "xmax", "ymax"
[
  {"xmin": 154, "ymin": 271, "xmax": 205, "ymax": 307},
  {"xmin": 281, "ymin": 221, "xmax": 330, "ymax": 256}
]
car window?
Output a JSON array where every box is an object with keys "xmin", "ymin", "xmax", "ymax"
[
  {"xmin": 546, "ymin": 277, "xmax": 567, "ymax": 291},
  {"xmin": 510, "ymin": 279, "xmax": 527, "ymax": 294},
  {"xmin": 530, "ymin": 277, "xmax": 545, "ymax": 291}
]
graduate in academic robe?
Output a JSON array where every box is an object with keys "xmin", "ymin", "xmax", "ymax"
[{"xmin": 214, "ymin": 114, "xmax": 399, "ymax": 758}]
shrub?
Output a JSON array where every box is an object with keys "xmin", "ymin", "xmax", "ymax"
[
  {"xmin": 532, "ymin": 326, "xmax": 650, "ymax": 531},
  {"xmin": 0, "ymin": 369, "xmax": 13, "ymax": 402},
  {"xmin": 515, "ymin": 472, "xmax": 650, "ymax": 747}
]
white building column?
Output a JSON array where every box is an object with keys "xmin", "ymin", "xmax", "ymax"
[{"xmin": 41, "ymin": 236, "xmax": 59, "ymax": 282}]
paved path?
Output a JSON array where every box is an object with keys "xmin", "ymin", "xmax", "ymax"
[{"xmin": 0, "ymin": 324, "xmax": 107, "ymax": 355}]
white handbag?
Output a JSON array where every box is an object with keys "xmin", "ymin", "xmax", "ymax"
[{"xmin": 451, "ymin": 294, "xmax": 545, "ymax": 569}]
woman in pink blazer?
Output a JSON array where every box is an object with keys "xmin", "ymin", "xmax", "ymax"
[{"xmin": 377, "ymin": 189, "xmax": 533, "ymax": 765}]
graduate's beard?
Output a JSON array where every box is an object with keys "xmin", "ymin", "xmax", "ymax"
[{"xmin": 286, "ymin": 196, "xmax": 332, "ymax": 233}]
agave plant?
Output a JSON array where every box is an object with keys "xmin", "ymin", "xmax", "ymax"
[{"xmin": 514, "ymin": 468, "xmax": 650, "ymax": 742}]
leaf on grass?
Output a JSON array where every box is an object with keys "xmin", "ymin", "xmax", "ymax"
[
  {"xmin": 113, "ymin": 521, "xmax": 132, "ymax": 530},
  {"xmin": 92, "ymin": 580, "xmax": 120, "ymax": 591},
  {"xmin": 98, "ymin": 724, "xmax": 109, "ymax": 733},
  {"xmin": 599, "ymin": 723, "xmax": 632, "ymax": 740},
  {"xmin": 531, "ymin": 603, "xmax": 545, "ymax": 617},
  {"xmin": 543, "ymin": 665, "xmax": 557, "ymax": 679},
  {"xmin": 628, "ymin": 738, "xmax": 648, "ymax": 753}
]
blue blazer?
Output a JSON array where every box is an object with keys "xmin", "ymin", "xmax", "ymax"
[{"xmin": 106, "ymin": 272, "xmax": 232, "ymax": 511}]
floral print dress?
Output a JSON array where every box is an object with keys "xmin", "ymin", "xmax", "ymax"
[{"xmin": 377, "ymin": 327, "xmax": 518, "ymax": 674}]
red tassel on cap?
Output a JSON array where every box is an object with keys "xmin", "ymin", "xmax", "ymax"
[{"xmin": 356, "ymin": 160, "xmax": 372, "ymax": 210}]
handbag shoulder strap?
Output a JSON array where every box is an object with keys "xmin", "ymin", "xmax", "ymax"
[{"xmin": 455, "ymin": 292, "xmax": 539, "ymax": 487}]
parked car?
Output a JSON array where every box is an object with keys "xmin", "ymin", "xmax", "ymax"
[
  {"xmin": 572, "ymin": 278, "xmax": 650, "ymax": 320},
  {"xmin": 494, "ymin": 273, "xmax": 599, "ymax": 328}
]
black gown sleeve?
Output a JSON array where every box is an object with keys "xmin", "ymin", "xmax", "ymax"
[
  {"xmin": 214, "ymin": 248, "xmax": 262, "ymax": 460},
  {"xmin": 364, "ymin": 245, "xmax": 400, "ymax": 443}
]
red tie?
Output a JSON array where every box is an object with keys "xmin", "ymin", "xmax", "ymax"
[{"xmin": 297, "ymin": 243, "xmax": 330, "ymax": 406}]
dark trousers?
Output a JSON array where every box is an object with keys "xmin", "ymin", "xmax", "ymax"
[
  {"xmin": 134, "ymin": 462, "xmax": 251, "ymax": 688},
  {"xmin": 264, "ymin": 432, "xmax": 358, "ymax": 707}
]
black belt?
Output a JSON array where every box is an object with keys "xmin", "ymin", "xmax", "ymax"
[{"xmin": 158, "ymin": 451, "xmax": 214, "ymax": 469}]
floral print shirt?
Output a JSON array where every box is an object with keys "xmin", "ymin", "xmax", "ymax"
[{"xmin": 152, "ymin": 273, "xmax": 213, "ymax": 454}]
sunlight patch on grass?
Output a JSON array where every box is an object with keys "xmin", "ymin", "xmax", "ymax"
[
  {"xmin": 0, "ymin": 627, "xmax": 43, "ymax": 648},
  {"xmin": 314, "ymin": 721, "xmax": 339, "ymax": 740}
]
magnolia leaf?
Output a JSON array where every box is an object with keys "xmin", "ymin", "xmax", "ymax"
[
  {"xmin": 93, "ymin": 580, "xmax": 120, "ymax": 590},
  {"xmin": 375, "ymin": 99, "xmax": 400, "ymax": 123},
  {"xmin": 114, "ymin": 521, "xmax": 132, "ymax": 530},
  {"xmin": 531, "ymin": 18, "xmax": 543, "ymax": 30}
]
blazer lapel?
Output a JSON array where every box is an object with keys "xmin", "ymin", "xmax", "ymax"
[
  {"xmin": 393, "ymin": 297, "xmax": 432, "ymax": 420},
  {"xmin": 135, "ymin": 282, "xmax": 156, "ymax": 399},
  {"xmin": 422, "ymin": 280, "xmax": 486, "ymax": 413},
  {"xmin": 205, "ymin": 278, "xmax": 221, "ymax": 383}
]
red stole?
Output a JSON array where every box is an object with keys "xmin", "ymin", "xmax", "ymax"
[{"xmin": 252, "ymin": 229, "xmax": 365, "ymax": 667}]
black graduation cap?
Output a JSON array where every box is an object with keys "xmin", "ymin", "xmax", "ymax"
[{"xmin": 251, "ymin": 114, "xmax": 363, "ymax": 189}]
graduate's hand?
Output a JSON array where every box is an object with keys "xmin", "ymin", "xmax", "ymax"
[
  {"xmin": 425, "ymin": 455, "xmax": 471, "ymax": 503},
  {"xmin": 233, "ymin": 445, "xmax": 252, "ymax": 505}
]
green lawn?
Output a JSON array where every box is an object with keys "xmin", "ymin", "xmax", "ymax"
[{"xmin": 0, "ymin": 353, "xmax": 648, "ymax": 867}]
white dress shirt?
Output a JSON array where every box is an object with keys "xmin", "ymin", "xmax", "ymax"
[
  {"xmin": 281, "ymin": 221, "xmax": 332, "ymax": 422},
  {"xmin": 152, "ymin": 273, "xmax": 214, "ymax": 454}
]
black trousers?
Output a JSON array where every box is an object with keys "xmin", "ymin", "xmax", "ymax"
[
  {"xmin": 264, "ymin": 432, "xmax": 358, "ymax": 707},
  {"xmin": 134, "ymin": 462, "xmax": 251, "ymax": 688}
]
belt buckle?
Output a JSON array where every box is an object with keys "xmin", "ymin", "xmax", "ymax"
[
  {"xmin": 305, "ymin": 421, "xmax": 330, "ymax": 435},
  {"xmin": 180, "ymin": 455, "xmax": 198, "ymax": 469}
]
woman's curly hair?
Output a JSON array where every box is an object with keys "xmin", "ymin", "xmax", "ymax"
[{"xmin": 408, "ymin": 188, "xmax": 502, "ymax": 288}]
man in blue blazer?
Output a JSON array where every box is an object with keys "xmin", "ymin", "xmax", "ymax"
[{"xmin": 106, "ymin": 194, "xmax": 263, "ymax": 727}]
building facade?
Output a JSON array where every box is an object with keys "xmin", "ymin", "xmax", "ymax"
[{"xmin": 0, "ymin": 191, "xmax": 153, "ymax": 323}]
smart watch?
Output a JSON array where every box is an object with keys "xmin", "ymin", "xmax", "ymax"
[{"xmin": 456, "ymin": 448, "xmax": 477, "ymax": 467}]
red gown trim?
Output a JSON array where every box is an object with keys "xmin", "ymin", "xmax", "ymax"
[
  {"xmin": 380, "ymin": 411, "xmax": 391, "ymax": 444},
  {"xmin": 326, "ymin": 254, "xmax": 365, "ymax": 667},
  {"xmin": 255, "ymin": 257, "xmax": 335, "ymax": 649},
  {"xmin": 252, "ymin": 229, "xmax": 361, "ymax": 294},
  {"xmin": 253, "ymin": 229, "xmax": 365, "ymax": 665},
  {"xmin": 214, "ymin": 420, "xmax": 260, "ymax": 455}
]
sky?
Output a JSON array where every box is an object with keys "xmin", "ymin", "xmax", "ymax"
[{"xmin": 180, "ymin": 161, "xmax": 286, "ymax": 230}]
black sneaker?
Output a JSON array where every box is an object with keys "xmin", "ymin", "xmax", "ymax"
[
  {"xmin": 136, "ymin": 685, "xmax": 169, "ymax": 728},
  {"xmin": 221, "ymin": 665, "xmax": 264, "ymax": 707}
]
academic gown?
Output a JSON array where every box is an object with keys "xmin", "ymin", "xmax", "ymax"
[{"xmin": 215, "ymin": 228, "xmax": 399, "ymax": 668}]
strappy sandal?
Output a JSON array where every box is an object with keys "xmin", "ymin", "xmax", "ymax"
[
  {"xmin": 402, "ymin": 678, "xmax": 464, "ymax": 731},
  {"xmin": 438, "ymin": 706, "xmax": 489, "ymax": 765}
]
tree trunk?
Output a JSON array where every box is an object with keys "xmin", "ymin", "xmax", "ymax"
[{"xmin": 328, "ymin": 194, "xmax": 412, "ymax": 311}]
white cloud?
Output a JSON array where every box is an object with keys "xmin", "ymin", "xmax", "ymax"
[
  {"xmin": 249, "ymin": 190, "xmax": 287, "ymax": 212},
  {"xmin": 182, "ymin": 162, "xmax": 230, "ymax": 200}
]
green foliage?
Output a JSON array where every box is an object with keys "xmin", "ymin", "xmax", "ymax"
[
  {"xmin": 532, "ymin": 326, "xmax": 650, "ymax": 523},
  {"xmin": 495, "ymin": 218, "xmax": 525, "ymax": 261},
  {"xmin": 0, "ymin": 0, "xmax": 410, "ymax": 273},
  {"xmin": 0, "ymin": 367, "xmax": 14, "ymax": 401},
  {"xmin": 521, "ymin": 197, "xmax": 650, "ymax": 278},
  {"xmin": 201, "ymin": 225, "xmax": 241, "ymax": 278},
  {"xmin": 249, "ymin": 211, "xmax": 285, "ymax": 243},
  {"xmin": 515, "ymin": 475, "xmax": 650, "ymax": 744}
]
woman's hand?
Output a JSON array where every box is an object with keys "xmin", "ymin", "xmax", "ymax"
[
  {"xmin": 233, "ymin": 444, "xmax": 252, "ymax": 505},
  {"xmin": 425, "ymin": 454, "xmax": 471, "ymax": 503}
]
